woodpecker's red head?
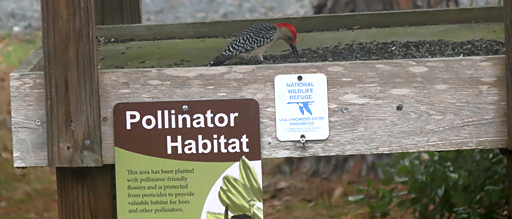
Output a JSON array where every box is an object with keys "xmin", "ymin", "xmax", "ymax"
[
  {"xmin": 275, "ymin": 22, "xmax": 298, "ymax": 56},
  {"xmin": 275, "ymin": 23, "xmax": 297, "ymax": 44}
]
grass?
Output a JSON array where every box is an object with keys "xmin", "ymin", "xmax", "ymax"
[{"xmin": 0, "ymin": 32, "xmax": 58, "ymax": 219}]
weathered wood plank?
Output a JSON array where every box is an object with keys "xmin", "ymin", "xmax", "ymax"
[
  {"xmin": 41, "ymin": 0, "xmax": 102, "ymax": 167},
  {"xmin": 11, "ymin": 56, "xmax": 507, "ymax": 167},
  {"xmin": 94, "ymin": 0, "xmax": 141, "ymax": 25},
  {"xmin": 96, "ymin": 6, "xmax": 504, "ymax": 40}
]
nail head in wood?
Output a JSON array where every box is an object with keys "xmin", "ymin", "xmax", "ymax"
[{"xmin": 300, "ymin": 134, "xmax": 306, "ymax": 143}]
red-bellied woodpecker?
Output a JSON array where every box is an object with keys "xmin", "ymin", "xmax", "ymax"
[{"xmin": 207, "ymin": 22, "xmax": 298, "ymax": 66}]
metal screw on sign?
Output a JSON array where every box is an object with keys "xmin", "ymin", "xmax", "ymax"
[
  {"xmin": 182, "ymin": 105, "xmax": 189, "ymax": 113},
  {"xmin": 300, "ymin": 134, "xmax": 306, "ymax": 148}
]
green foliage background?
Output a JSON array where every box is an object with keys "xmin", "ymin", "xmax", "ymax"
[{"xmin": 352, "ymin": 149, "xmax": 509, "ymax": 218}]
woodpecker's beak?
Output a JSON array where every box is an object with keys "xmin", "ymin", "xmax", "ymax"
[{"xmin": 290, "ymin": 43, "xmax": 299, "ymax": 56}]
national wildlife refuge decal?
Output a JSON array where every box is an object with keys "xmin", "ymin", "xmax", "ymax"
[{"xmin": 113, "ymin": 99, "xmax": 263, "ymax": 219}]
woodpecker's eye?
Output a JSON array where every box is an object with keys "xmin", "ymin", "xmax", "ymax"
[{"xmin": 288, "ymin": 36, "xmax": 293, "ymax": 41}]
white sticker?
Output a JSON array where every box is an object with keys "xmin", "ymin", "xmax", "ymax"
[{"xmin": 274, "ymin": 73, "xmax": 329, "ymax": 141}]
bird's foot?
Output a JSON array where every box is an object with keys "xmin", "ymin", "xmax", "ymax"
[
  {"xmin": 248, "ymin": 56, "xmax": 261, "ymax": 63},
  {"xmin": 260, "ymin": 59, "xmax": 271, "ymax": 64},
  {"xmin": 249, "ymin": 56, "xmax": 271, "ymax": 65}
]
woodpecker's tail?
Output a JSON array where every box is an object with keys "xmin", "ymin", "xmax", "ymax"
[{"xmin": 207, "ymin": 54, "xmax": 233, "ymax": 66}]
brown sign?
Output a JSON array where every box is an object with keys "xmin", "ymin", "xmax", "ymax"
[{"xmin": 113, "ymin": 99, "xmax": 261, "ymax": 162}]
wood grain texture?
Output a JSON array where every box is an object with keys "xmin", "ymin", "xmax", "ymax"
[
  {"xmin": 503, "ymin": 0, "xmax": 512, "ymax": 213},
  {"xmin": 96, "ymin": 6, "xmax": 503, "ymax": 40},
  {"xmin": 56, "ymin": 165, "xmax": 116, "ymax": 219},
  {"xmin": 94, "ymin": 0, "xmax": 141, "ymax": 25},
  {"xmin": 41, "ymin": 0, "xmax": 102, "ymax": 166},
  {"xmin": 505, "ymin": 0, "xmax": 512, "ymax": 151},
  {"xmin": 11, "ymin": 56, "xmax": 507, "ymax": 167}
]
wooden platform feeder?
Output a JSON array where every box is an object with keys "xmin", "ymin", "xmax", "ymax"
[{"xmin": 9, "ymin": 1, "xmax": 512, "ymax": 218}]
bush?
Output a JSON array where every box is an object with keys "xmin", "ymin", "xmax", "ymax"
[{"xmin": 352, "ymin": 149, "xmax": 509, "ymax": 218}]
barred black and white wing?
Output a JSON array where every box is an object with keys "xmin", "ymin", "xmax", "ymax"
[
  {"xmin": 208, "ymin": 23, "xmax": 278, "ymax": 66},
  {"xmin": 223, "ymin": 23, "xmax": 279, "ymax": 55}
]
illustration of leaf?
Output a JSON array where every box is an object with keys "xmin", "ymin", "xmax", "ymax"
[
  {"xmin": 224, "ymin": 175, "xmax": 253, "ymax": 201},
  {"xmin": 253, "ymin": 206, "xmax": 263, "ymax": 219},
  {"xmin": 239, "ymin": 156, "xmax": 263, "ymax": 202},
  {"xmin": 206, "ymin": 211, "xmax": 226, "ymax": 219},
  {"xmin": 219, "ymin": 186, "xmax": 249, "ymax": 215},
  {"xmin": 246, "ymin": 199, "xmax": 264, "ymax": 219},
  {"xmin": 218, "ymin": 175, "xmax": 252, "ymax": 215}
]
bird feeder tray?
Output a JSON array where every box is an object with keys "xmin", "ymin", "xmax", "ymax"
[{"xmin": 11, "ymin": 6, "xmax": 508, "ymax": 167}]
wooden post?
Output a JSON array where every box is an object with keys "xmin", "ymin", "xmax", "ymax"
[
  {"xmin": 41, "ymin": 0, "xmax": 110, "ymax": 218},
  {"xmin": 41, "ymin": 0, "xmax": 141, "ymax": 218},
  {"xmin": 95, "ymin": 0, "xmax": 142, "ymax": 25},
  {"xmin": 56, "ymin": 166, "xmax": 116, "ymax": 219},
  {"xmin": 504, "ymin": 0, "xmax": 512, "ymax": 214},
  {"xmin": 42, "ymin": 0, "xmax": 102, "ymax": 167}
]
